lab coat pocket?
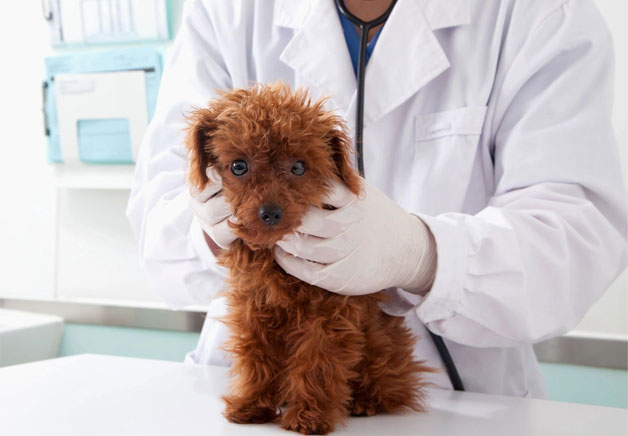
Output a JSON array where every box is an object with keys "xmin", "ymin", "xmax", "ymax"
[
  {"xmin": 414, "ymin": 106, "xmax": 487, "ymax": 142},
  {"xmin": 411, "ymin": 106, "xmax": 488, "ymax": 213}
]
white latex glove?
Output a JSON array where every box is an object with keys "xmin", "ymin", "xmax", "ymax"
[
  {"xmin": 274, "ymin": 180, "xmax": 437, "ymax": 295},
  {"xmin": 189, "ymin": 167, "xmax": 237, "ymax": 249}
]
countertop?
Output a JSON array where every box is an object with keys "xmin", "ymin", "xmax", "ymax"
[{"xmin": 0, "ymin": 354, "xmax": 625, "ymax": 436}]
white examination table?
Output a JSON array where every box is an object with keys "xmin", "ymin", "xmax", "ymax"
[{"xmin": 0, "ymin": 354, "xmax": 624, "ymax": 436}]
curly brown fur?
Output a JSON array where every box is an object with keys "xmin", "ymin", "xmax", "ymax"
[{"xmin": 186, "ymin": 83, "xmax": 433, "ymax": 434}]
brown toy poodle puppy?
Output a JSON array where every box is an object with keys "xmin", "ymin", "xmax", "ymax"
[{"xmin": 185, "ymin": 83, "xmax": 432, "ymax": 435}]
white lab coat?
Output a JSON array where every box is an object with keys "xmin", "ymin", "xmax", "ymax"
[{"xmin": 126, "ymin": 0, "xmax": 627, "ymax": 398}]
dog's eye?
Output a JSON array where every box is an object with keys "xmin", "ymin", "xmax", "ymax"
[
  {"xmin": 231, "ymin": 160, "xmax": 248, "ymax": 176},
  {"xmin": 291, "ymin": 161, "xmax": 306, "ymax": 176}
]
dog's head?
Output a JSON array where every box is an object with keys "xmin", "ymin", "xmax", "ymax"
[{"xmin": 186, "ymin": 83, "xmax": 362, "ymax": 248}]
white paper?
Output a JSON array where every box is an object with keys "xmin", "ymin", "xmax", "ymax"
[
  {"xmin": 56, "ymin": 77, "xmax": 95, "ymax": 94},
  {"xmin": 55, "ymin": 70, "xmax": 148, "ymax": 163},
  {"xmin": 57, "ymin": 0, "xmax": 168, "ymax": 44}
]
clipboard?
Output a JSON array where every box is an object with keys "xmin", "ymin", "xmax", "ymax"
[{"xmin": 43, "ymin": 48, "xmax": 162, "ymax": 164}]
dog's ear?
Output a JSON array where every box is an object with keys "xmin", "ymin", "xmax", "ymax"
[
  {"xmin": 185, "ymin": 108, "xmax": 218, "ymax": 190},
  {"xmin": 328, "ymin": 127, "xmax": 362, "ymax": 195}
]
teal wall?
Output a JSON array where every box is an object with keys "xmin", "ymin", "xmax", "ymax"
[
  {"xmin": 57, "ymin": 323, "xmax": 628, "ymax": 409},
  {"xmin": 541, "ymin": 362, "xmax": 627, "ymax": 409},
  {"xmin": 58, "ymin": 323, "xmax": 200, "ymax": 363}
]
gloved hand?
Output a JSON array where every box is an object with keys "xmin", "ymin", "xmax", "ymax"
[
  {"xmin": 274, "ymin": 180, "xmax": 437, "ymax": 296},
  {"xmin": 189, "ymin": 167, "xmax": 237, "ymax": 250}
]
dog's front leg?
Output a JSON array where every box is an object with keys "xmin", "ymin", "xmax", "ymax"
[
  {"xmin": 279, "ymin": 319, "xmax": 362, "ymax": 435},
  {"xmin": 222, "ymin": 324, "xmax": 281, "ymax": 424}
]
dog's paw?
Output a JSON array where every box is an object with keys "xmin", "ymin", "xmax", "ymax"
[
  {"xmin": 280, "ymin": 409, "xmax": 334, "ymax": 435},
  {"xmin": 280, "ymin": 418, "xmax": 333, "ymax": 435},
  {"xmin": 349, "ymin": 397, "xmax": 378, "ymax": 417},
  {"xmin": 223, "ymin": 396, "xmax": 279, "ymax": 424}
]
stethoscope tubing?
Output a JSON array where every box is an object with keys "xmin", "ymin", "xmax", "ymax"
[
  {"xmin": 336, "ymin": 0, "xmax": 396, "ymax": 176},
  {"xmin": 335, "ymin": 0, "xmax": 465, "ymax": 392}
]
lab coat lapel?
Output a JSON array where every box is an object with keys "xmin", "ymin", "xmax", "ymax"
[
  {"xmin": 364, "ymin": 0, "xmax": 471, "ymax": 124},
  {"xmin": 275, "ymin": 0, "xmax": 356, "ymax": 113}
]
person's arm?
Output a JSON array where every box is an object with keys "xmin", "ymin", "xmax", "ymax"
[
  {"xmin": 415, "ymin": 0, "xmax": 627, "ymax": 347},
  {"xmin": 275, "ymin": 0, "xmax": 626, "ymax": 348},
  {"xmin": 204, "ymin": 231, "xmax": 223, "ymax": 257},
  {"xmin": 126, "ymin": 0, "xmax": 231, "ymax": 309}
]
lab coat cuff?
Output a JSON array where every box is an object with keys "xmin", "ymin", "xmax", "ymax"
[{"xmin": 413, "ymin": 214, "xmax": 468, "ymax": 324}]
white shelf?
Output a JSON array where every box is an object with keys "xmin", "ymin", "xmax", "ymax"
[
  {"xmin": 0, "ymin": 295, "xmax": 209, "ymax": 313},
  {"xmin": 52, "ymin": 164, "xmax": 135, "ymax": 190}
]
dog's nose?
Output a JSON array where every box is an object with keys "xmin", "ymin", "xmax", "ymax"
[{"xmin": 258, "ymin": 204, "xmax": 283, "ymax": 226}]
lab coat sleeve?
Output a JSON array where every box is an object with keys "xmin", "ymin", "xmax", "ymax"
[
  {"xmin": 126, "ymin": 0, "xmax": 231, "ymax": 309},
  {"xmin": 414, "ymin": 0, "xmax": 627, "ymax": 347}
]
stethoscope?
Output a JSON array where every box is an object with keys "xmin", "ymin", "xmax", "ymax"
[{"xmin": 335, "ymin": 0, "xmax": 465, "ymax": 392}]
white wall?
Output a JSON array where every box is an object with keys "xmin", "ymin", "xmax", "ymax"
[
  {"xmin": 0, "ymin": 1, "xmax": 625, "ymax": 334},
  {"xmin": 0, "ymin": 1, "xmax": 183, "ymax": 305},
  {"xmin": 572, "ymin": 0, "xmax": 628, "ymax": 337},
  {"xmin": 0, "ymin": 2, "xmax": 56, "ymax": 299}
]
